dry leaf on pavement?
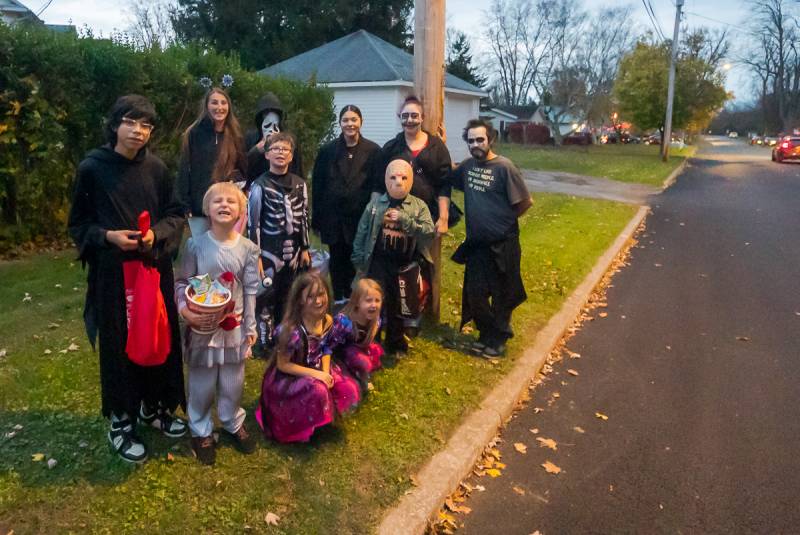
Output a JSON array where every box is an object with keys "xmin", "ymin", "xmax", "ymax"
[
  {"xmin": 514, "ymin": 442, "xmax": 528, "ymax": 454},
  {"xmin": 536, "ymin": 437, "xmax": 558, "ymax": 451},
  {"xmin": 529, "ymin": 428, "xmax": 539, "ymax": 434},
  {"xmin": 595, "ymin": 412, "xmax": 609, "ymax": 420},
  {"xmin": 567, "ymin": 369, "xmax": 579, "ymax": 376},
  {"xmin": 264, "ymin": 512, "xmax": 280, "ymax": 526},
  {"xmin": 541, "ymin": 461, "xmax": 562, "ymax": 474},
  {"xmin": 513, "ymin": 485, "xmax": 526, "ymax": 495},
  {"xmin": 573, "ymin": 426, "xmax": 585, "ymax": 433},
  {"xmin": 736, "ymin": 336, "xmax": 751, "ymax": 342},
  {"xmin": 485, "ymin": 468, "xmax": 502, "ymax": 478}
]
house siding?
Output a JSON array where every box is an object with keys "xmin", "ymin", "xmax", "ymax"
[{"xmin": 332, "ymin": 87, "xmax": 402, "ymax": 147}]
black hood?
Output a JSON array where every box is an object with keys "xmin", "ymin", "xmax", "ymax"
[
  {"xmin": 86, "ymin": 144, "xmax": 148, "ymax": 164},
  {"xmin": 254, "ymin": 92, "xmax": 284, "ymax": 130}
]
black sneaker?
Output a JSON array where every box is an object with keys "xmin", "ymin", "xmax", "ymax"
[
  {"xmin": 140, "ymin": 402, "xmax": 187, "ymax": 438},
  {"xmin": 108, "ymin": 413, "xmax": 148, "ymax": 464},
  {"xmin": 191, "ymin": 436, "xmax": 216, "ymax": 465},
  {"xmin": 222, "ymin": 424, "xmax": 256, "ymax": 454},
  {"xmin": 482, "ymin": 343, "xmax": 506, "ymax": 359}
]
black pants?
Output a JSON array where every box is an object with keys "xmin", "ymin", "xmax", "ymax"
[
  {"xmin": 367, "ymin": 254, "xmax": 405, "ymax": 347},
  {"xmin": 328, "ymin": 241, "xmax": 355, "ymax": 301},
  {"xmin": 462, "ymin": 236, "xmax": 525, "ymax": 346}
]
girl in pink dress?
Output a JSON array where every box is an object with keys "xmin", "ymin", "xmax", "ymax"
[
  {"xmin": 331, "ymin": 279, "xmax": 384, "ymax": 388},
  {"xmin": 255, "ymin": 272, "xmax": 360, "ymax": 442}
]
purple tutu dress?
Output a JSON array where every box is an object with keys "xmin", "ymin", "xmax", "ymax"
[
  {"xmin": 255, "ymin": 318, "xmax": 361, "ymax": 443},
  {"xmin": 331, "ymin": 313, "xmax": 383, "ymax": 386}
]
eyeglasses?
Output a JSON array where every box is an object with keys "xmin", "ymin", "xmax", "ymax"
[
  {"xmin": 400, "ymin": 112, "xmax": 421, "ymax": 120},
  {"xmin": 120, "ymin": 117, "xmax": 155, "ymax": 133},
  {"xmin": 269, "ymin": 146, "xmax": 291, "ymax": 154},
  {"xmin": 467, "ymin": 137, "xmax": 487, "ymax": 145}
]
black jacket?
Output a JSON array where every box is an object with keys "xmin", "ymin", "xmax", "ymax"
[
  {"xmin": 245, "ymin": 93, "xmax": 304, "ymax": 181},
  {"xmin": 373, "ymin": 130, "xmax": 452, "ymax": 220},
  {"xmin": 177, "ymin": 116, "xmax": 246, "ymax": 216},
  {"xmin": 311, "ymin": 134, "xmax": 381, "ymax": 245}
]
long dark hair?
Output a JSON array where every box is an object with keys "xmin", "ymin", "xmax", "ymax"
[
  {"xmin": 182, "ymin": 87, "xmax": 245, "ymax": 182},
  {"xmin": 277, "ymin": 272, "xmax": 331, "ymax": 356}
]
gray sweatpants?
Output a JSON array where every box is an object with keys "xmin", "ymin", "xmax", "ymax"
[{"xmin": 187, "ymin": 362, "xmax": 246, "ymax": 438}]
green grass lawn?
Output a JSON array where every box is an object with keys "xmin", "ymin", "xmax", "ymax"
[
  {"xmin": 0, "ymin": 193, "xmax": 637, "ymax": 534},
  {"xmin": 497, "ymin": 142, "xmax": 696, "ymax": 187}
]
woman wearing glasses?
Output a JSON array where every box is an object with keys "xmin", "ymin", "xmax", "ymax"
[
  {"xmin": 373, "ymin": 95, "xmax": 452, "ymax": 236},
  {"xmin": 311, "ymin": 105, "xmax": 381, "ymax": 304},
  {"xmin": 177, "ymin": 87, "xmax": 247, "ymax": 218}
]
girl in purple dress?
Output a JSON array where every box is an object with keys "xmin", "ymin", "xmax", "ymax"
[
  {"xmin": 255, "ymin": 272, "xmax": 361, "ymax": 443},
  {"xmin": 332, "ymin": 279, "xmax": 384, "ymax": 388}
]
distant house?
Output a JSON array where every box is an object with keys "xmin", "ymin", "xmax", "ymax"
[
  {"xmin": 482, "ymin": 103, "xmax": 583, "ymax": 140},
  {"xmin": 260, "ymin": 30, "xmax": 488, "ymax": 162},
  {"xmin": 0, "ymin": 0, "xmax": 74, "ymax": 31}
]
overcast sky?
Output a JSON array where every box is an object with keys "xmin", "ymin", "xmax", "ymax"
[{"xmin": 25, "ymin": 0, "xmax": 752, "ymax": 101}]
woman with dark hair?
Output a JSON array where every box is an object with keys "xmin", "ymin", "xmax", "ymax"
[
  {"xmin": 311, "ymin": 105, "xmax": 381, "ymax": 303},
  {"xmin": 177, "ymin": 87, "xmax": 247, "ymax": 217},
  {"xmin": 373, "ymin": 95, "xmax": 452, "ymax": 235},
  {"xmin": 68, "ymin": 95, "xmax": 187, "ymax": 463}
]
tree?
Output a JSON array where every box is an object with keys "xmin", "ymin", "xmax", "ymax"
[
  {"xmin": 446, "ymin": 29, "xmax": 487, "ymax": 88},
  {"xmin": 171, "ymin": 0, "xmax": 413, "ymax": 70},
  {"xmin": 613, "ymin": 40, "xmax": 730, "ymax": 133},
  {"xmin": 126, "ymin": 0, "xmax": 177, "ymax": 49}
]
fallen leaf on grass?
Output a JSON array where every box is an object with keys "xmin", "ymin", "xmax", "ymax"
[
  {"xmin": 536, "ymin": 437, "xmax": 558, "ymax": 451},
  {"xmin": 54, "ymin": 284, "xmax": 62, "ymax": 289},
  {"xmin": 445, "ymin": 387, "xmax": 452, "ymax": 396},
  {"xmin": 409, "ymin": 475, "xmax": 420, "ymax": 486},
  {"xmin": 595, "ymin": 412, "xmax": 609, "ymax": 420},
  {"xmin": 399, "ymin": 413, "xmax": 409, "ymax": 420},
  {"xmin": 59, "ymin": 349, "xmax": 68, "ymax": 354},
  {"xmin": 48, "ymin": 323, "xmax": 60, "ymax": 329},
  {"xmin": 264, "ymin": 512, "xmax": 280, "ymax": 526},
  {"xmin": 567, "ymin": 369, "xmax": 579, "ymax": 376},
  {"xmin": 22, "ymin": 293, "xmax": 32, "ymax": 302},
  {"xmin": 573, "ymin": 426, "xmax": 585, "ymax": 434},
  {"xmin": 166, "ymin": 453, "xmax": 175, "ymax": 462},
  {"xmin": 31, "ymin": 453, "xmax": 45, "ymax": 462},
  {"xmin": 485, "ymin": 468, "xmax": 502, "ymax": 478},
  {"xmin": 43, "ymin": 349, "xmax": 52, "ymax": 355},
  {"xmin": 541, "ymin": 461, "xmax": 562, "ymax": 474},
  {"xmin": 0, "ymin": 349, "xmax": 6, "ymax": 358},
  {"xmin": 67, "ymin": 343, "xmax": 79, "ymax": 352},
  {"xmin": 47, "ymin": 458, "xmax": 57, "ymax": 469},
  {"xmin": 514, "ymin": 442, "xmax": 528, "ymax": 454},
  {"xmin": 513, "ymin": 485, "xmax": 526, "ymax": 495}
]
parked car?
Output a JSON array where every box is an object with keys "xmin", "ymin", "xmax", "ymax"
[
  {"xmin": 764, "ymin": 136, "xmax": 779, "ymax": 147},
  {"xmin": 644, "ymin": 134, "xmax": 661, "ymax": 145},
  {"xmin": 772, "ymin": 136, "xmax": 800, "ymax": 162},
  {"xmin": 750, "ymin": 135, "xmax": 764, "ymax": 145},
  {"xmin": 728, "ymin": 131, "xmax": 739, "ymax": 138},
  {"xmin": 563, "ymin": 132, "xmax": 592, "ymax": 145}
]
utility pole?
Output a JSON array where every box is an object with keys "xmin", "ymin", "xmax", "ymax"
[
  {"xmin": 662, "ymin": 0, "xmax": 683, "ymax": 162},
  {"xmin": 414, "ymin": 0, "xmax": 445, "ymax": 321}
]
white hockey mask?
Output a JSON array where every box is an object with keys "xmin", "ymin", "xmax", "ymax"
[{"xmin": 261, "ymin": 112, "xmax": 281, "ymax": 139}]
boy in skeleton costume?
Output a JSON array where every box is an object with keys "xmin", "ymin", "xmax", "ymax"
[
  {"xmin": 248, "ymin": 133, "xmax": 311, "ymax": 341},
  {"xmin": 351, "ymin": 159, "xmax": 434, "ymax": 354},
  {"xmin": 245, "ymin": 92, "xmax": 304, "ymax": 182}
]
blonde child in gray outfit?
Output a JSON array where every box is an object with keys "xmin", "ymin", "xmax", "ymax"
[{"xmin": 176, "ymin": 182, "xmax": 260, "ymax": 465}]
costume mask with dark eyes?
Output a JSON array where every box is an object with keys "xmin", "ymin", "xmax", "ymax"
[{"xmin": 261, "ymin": 112, "xmax": 281, "ymax": 140}]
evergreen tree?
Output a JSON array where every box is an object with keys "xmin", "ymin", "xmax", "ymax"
[
  {"xmin": 171, "ymin": 0, "xmax": 413, "ymax": 70},
  {"xmin": 446, "ymin": 30, "xmax": 487, "ymax": 88}
]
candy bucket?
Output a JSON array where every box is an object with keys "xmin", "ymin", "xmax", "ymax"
[{"xmin": 185, "ymin": 286, "xmax": 231, "ymax": 334}]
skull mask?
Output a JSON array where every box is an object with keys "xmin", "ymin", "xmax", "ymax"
[{"xmin": 261, "ymin": 111, "xmax": 281, "ymax": 140}]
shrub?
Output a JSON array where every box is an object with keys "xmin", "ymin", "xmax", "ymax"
[{"xmin": 0, "ymin": 22, "xmax": 334, "ymax": 250}]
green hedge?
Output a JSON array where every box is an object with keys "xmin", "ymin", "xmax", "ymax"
[{"xmin": 0, "ymin": 23, "xmax": 335, "ymax": 249}]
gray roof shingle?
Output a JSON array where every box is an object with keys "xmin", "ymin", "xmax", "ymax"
[{"xmin": 259, "ymin": 30, "xmax": 485, "ymax": 95}]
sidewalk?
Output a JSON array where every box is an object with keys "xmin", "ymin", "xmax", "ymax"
[
  {"xmin": 522, "ymin": 169, "xmax": 661, "ymax": 205},
  {"xmin": 378, "ymin": 204, "xmax": 650, "ymax": 535}
]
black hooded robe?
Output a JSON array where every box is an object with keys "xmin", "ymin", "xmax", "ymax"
[{"xmin": 68, "ymin": 146, "xmax": 186, "ymax": 420}]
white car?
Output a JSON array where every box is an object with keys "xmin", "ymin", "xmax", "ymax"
[{"xmin": 728, "ymin": 131, "xmax": 739, "ymax": 138}]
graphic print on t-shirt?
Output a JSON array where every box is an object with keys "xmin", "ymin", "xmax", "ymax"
[{"xmin": 465, "ymin": 165, "xmax": 497, "ymax": 192}]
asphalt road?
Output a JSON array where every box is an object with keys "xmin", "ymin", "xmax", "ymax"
[{"xmin": 458, "ymin": 137, "xmax": 800, "ymax": 534}]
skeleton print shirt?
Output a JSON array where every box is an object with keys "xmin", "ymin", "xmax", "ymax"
[{"xmin": 247, "ymin": 171, "xmax": 309, "ymax": 273}]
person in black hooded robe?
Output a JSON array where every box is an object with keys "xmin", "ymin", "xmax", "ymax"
[
  {"xmin": 245, "ymin": 92, "xmax": 304, "ymax": 181},
  {"xmin": 68, "ymin": 95, "xmax": 187, "ymax": 464}
]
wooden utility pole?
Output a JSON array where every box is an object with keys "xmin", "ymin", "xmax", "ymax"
[
  {"xmin": 414, "ymin": 0, "xmax": 446, "ymax": 321},
  {"xmin": 662, "ymin": 0, "xmax": 684, "ymax": 162}
]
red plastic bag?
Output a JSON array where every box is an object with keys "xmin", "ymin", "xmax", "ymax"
[{"xmin": 123, "ymin": 260, "xmax": 171, "ymax": 366}]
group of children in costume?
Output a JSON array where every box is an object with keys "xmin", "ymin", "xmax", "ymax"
[{"xmin": 69, "ymin": 94, "xmax": 435, "ymax": 465}]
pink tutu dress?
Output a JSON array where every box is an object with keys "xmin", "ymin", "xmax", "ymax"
[
  {"xmin": 330, "ymin": 313, "xmax": 383, "ymax": 387},
  {"xmin": 255, "ymin": 318, "xmax": 361, "ymax": 443}
]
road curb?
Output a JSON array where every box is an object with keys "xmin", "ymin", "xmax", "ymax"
[
  {"xmin": 661, "ymin": 158, "xmax": 688, "ymax": 189},
  {"xmin": 377, "ymin": 205, "xmax": 651, "ymax": 535}
]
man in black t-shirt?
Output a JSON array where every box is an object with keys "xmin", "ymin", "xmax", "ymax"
[{"xmin": 450, "ymin": 119, "xmax": 532, "ymax": 358}]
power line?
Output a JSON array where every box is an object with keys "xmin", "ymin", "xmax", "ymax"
[
  {"xmin": 641, "ymin": 0, "xmax": 666, "ymax": 42},
  {"xmin": 36, "ymin": 0, "xmax": 55, "ymax": 17},
  {"xmin": 683, "ymin": 10, "xmax": 753, "ymax": 34}
]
